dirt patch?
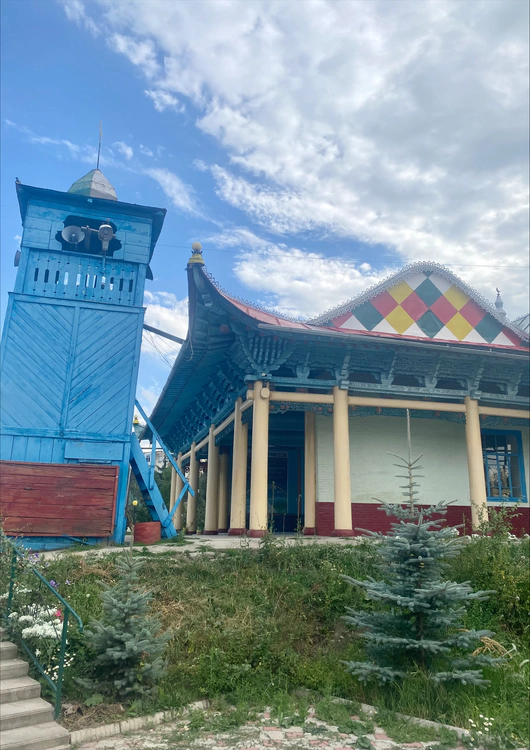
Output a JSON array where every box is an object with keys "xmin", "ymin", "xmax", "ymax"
[{"xmin": 59, "ymin": 701, "xmax": 126, "ymax": 731}]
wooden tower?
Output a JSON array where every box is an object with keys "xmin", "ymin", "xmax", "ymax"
[{"xmin": 0, "ymin": 171, "xmax": 166, "ymax": 548}]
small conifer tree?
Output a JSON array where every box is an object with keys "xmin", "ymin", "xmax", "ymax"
[
  {"xmin": 342, "ymin": 411, "xmax": 499, "ymax": 687},
  {"xmin": 80, "ymin": 555, "xmax": 169, "ymax": 700}
]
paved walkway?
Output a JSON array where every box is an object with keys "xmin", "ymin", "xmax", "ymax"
[
  {"xmin": 73, "ymin": 706, "xmax": 466, "ymax": 750},
  {"xmin": 42, "ymin": 534, "xmax": 361, "ymax": 559}
]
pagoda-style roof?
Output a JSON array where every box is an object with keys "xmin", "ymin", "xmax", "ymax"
[{"xmin": 149, "ymin": 258, "xmax": 529, "ymax": 453}]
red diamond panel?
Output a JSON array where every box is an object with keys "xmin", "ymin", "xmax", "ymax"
[
  {"xmin": 500, "ymin": 327, "xmax": 523, "ymax": 346},
  {"xmin": 459, "ymin": 299, "xmax": 486, "ymax": 327},
  {"xmin": 400, "ymin": 291, "xmax": 429, "ymax": 321},
  {"xmin": 331, "ymin": 311, "xmax": 354, "ymax": 327},
  {"xmin": 371, "ymin": 290, "xmax": 399, "ymax": 317},
  {"xmin": 431, "ymin": 296, "xmax": 458, "ymax": 325}
]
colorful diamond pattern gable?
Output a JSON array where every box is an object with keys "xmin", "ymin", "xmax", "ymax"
[{"xmin": 330, "ymin": 271, "xmax": 523, "ymax": 348}]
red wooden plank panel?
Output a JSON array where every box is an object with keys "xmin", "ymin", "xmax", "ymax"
[{"xmin": 0, "ymin": 461, "xmax": 118, "ymax": 537}]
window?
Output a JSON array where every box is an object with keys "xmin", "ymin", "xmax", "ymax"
[{"xmin": 482, "ymin": 430, "xmax": 527, "ymax": 502}]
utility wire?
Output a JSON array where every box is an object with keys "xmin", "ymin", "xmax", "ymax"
[{"xmin": 153, "ymin": 242, "xmax": 529, "ymax": 269}]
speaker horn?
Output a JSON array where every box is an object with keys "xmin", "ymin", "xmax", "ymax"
[
  {"xmin": 98, "ymin": 223, "xmax": 115, "ymax": 254},
  {"xmin": 62, "ymin": 226, "xmax": 85, "ymax": 244}
]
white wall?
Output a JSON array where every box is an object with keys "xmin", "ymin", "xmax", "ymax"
[{"xmin": 315, "ymin": 414, "xmax": 529, "ymax": 507}]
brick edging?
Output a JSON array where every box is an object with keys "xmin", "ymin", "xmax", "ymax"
[{"xmin": 69, "ymin": 699, "xmax": 468, "ymax": 745}]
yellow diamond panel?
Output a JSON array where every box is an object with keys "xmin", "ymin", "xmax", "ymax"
[
  {"xmin": 444, "ymin": 285, "xmax": 470, "ymax": 311},
  {"xmin": 388, "ymin": 281, "xmax": 414, "ymax": 304},
  {"xmin": 446, "ymin": 312, "xmax": 474, "ymax": 340},
  {"xmin": 385, "ymin": 305, "xmax": 415, "ymax": 334}
]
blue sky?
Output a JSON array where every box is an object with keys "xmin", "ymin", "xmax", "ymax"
[{"xmin": 2, "ymin": 0, "xmax": 528, "ymax": 411}]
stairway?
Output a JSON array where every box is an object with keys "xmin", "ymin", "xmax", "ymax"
[
  {"xmin": 0, "ymin": 632, "xmax": 70, "ymax": 750},
  {"xmin": 129, "ymin": 432, "xmax": 178, "ymax": 539}
]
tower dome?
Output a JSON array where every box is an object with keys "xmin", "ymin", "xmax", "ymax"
[{"xmin": 67, "ymin": 169, "xmax": 117, "ymax": 200}]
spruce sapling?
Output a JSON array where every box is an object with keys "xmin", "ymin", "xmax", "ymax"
[
  {"xmin": 342, "ymin": 410, "xmax": 500, "ymax": 686},
  {"xmin": 79, "ymin": 554, "xmax": 168, "ymax": 700}
]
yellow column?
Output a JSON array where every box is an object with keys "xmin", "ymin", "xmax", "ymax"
[
  {"xmin": 333, "ymin": 386, "xmax": 353, "ymax": 536},
  {"xmin": 186, "ymin": 442, "xmax": 198, "ymax": 534},
  {"xmin": 304, "ymin": 411, "xmax": 317, "ymax": 534},
  {"xmin": 170, "ymin": 453, "xmax": 184, "ymax": 530},
  {"xmin": 203, "ymin": 424, "xmax": 219, "ymax": 534},
  {"xmin": 217, "ymin": 450, "xmax": 230, "ymax": 532},
  {"xmin": 465, "ymin": 396, "xmax": 488, "ymax": 529},
  {"xmin": 229, "ymin": 397, "xmax": 248, "ymax": 535},
  {"xmin": 249, "ymin": 381, "xmax": 270, "ymax": 537}
]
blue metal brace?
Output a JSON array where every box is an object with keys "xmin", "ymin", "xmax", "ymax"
[{"xmin": 134, "ymin": 399, "xmax": 194, "ymax": 529}]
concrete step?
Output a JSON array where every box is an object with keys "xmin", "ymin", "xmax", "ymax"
[
  {"xmin": 0, "ymin": 721, "xmax": 70, "ymax": 750},
  {"xmin": 0, "ymin": 676, "xmax": 41, "ymax": 704},
  {"xmin": 0, "ymin": 698, "xmax": 54, "ymax": 731},
  {"xmin": 0, "ymin": 659, "xmax": 29, "ymax": 680},
  {"xmin": 0, "ymin": 642, "xmax": 17, "ymax": 662}
]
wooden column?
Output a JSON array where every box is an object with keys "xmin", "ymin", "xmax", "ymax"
[
  {"xmin": 186, "ymin": 442, "xmax": 198, "ymax": 534},
  {"xmin": 304, "ymin": 411, "xmax": 317, "ymax": 534},
  {"xmin": 249, "ymin": 381, "xmax": 270, "ymax": 537},
  {"xmin": 465, "ymin": 396, "xmax": 488, "ymax": 529},
  {"xmin": 229, "ymin": 397, "xmax": 248, "ymax": 535},
  {"xmin": 203, "ymin": 424, "xmax": 219, "ymax": 534},
  {"xmin": 217, "ymin": 450, "xmax": 230, "ymax": 533},
  {"xmin": 170, "ymin": 452, "xmax": 184, "ymax": 530},
  {"xmin": 333, "ymin": 386, "xmax": 354, "ymax": 536}
]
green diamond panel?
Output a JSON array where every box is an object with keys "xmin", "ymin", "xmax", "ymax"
[
  {"xmin": 415, "ymin": 278, "xmax": 443, "ymax": 306},
  {"xmin": 352, "ymin": 301, "xmax": 384, "ymax": 331},
  {"xmin": 417, "ymin": 309, "xmax": 445, "ymax": 338},
  {"xmin": 475, "ymin": 314, "xmax": 504, "ymax": 343}
]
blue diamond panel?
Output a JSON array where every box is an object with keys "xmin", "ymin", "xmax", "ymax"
[
  {"xmin": 475, "ymin": 314, "xmax": 504, "ymax": 343},
  {"xmin": 415, "ymin": 278, "xmax": 443, "ymax": 306},
  {"xmin": 352, "ymin": 301, "xmax": 384, "ymax": 331},
  {"xmin": 417, "ymin": 310, "xmax": 445, "ymax": 338}
]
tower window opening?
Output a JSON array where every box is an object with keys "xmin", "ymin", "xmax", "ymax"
[
  {"xmin": 43, "ymin": 269, "xmax": 49, "ymax": 283},
  {"xmin": 56, "ymin": 215, "xmax": 121, "ymax": 257}
]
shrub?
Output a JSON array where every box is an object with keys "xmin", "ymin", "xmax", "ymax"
[
  {"xmin": 341, "ymin": 447, "xmax": 499, "ymax": 686},
  {"xmin": 78, "ymin": 555, "xmax": 169, "ymax": 700}
]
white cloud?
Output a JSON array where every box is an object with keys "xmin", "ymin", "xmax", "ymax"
[
  {"xmin": 63, "ymin": 0, "xmax": 529, "ymax": 315},
  {"xmin": 113, "ymin": 141, "xmax": 134, "ymax": 160},
  {"xmin": 144, "ymin": 89, "xmax": 183, "ymax": 113},
  {"xmin": 139, "ymin": 144, "xmax": 153, "ymax": 157},
  {"xmin": 142, "ymin": 291, "xmax": 188, "ymax": 363},
  {"xmin": 112, "ymin": 34, "xmax": 160, "ymax": 79},
  {"xmin": 62, "ymin": 0, "xmax": 100, "ymax": 35},
  {"xmin": 137, "ymin": 385, "xmax": 160, "ymax": 413},
  {"xmin": 146, "ymin": 167, "xmax": 198, "ymax": 215},
  {"xmin": 205, "ymin": 228, "xmax": 388, "ymax": 319}
]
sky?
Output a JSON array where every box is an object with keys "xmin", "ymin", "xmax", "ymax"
[{"xmin": 1, "ymin": 0, "xmax": 529, "ymax": 413}]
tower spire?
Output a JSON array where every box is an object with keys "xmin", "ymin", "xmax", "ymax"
[
  {"xmin": 495, "ymin": 288, "xmax": 506, "ymax": 320},
  {"xmin": 96, "ymin": 120, "xmax": 102, "ymax": 171}
]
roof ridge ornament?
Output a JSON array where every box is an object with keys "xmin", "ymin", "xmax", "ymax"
[
  {"xmin": 188, "ymin": 241, "xmax": 205, "ymax": 265},
  {"xmin": 495, "ymin": 288, "xmax": 506, "ymax": 320}
]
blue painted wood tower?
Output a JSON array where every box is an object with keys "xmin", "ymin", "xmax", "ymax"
[{"xmin": 0, "ymin": 170, "xmax": 167, "ymax": 548}]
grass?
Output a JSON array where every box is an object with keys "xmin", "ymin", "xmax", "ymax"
[{"xmin": 6, "ymin": 532, "xmax": 530, "ymax": 747}]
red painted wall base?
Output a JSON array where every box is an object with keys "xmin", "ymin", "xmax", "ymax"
[{"xmin": 316, "ymin": 502, "xmax": 529, "ymax": 537}]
